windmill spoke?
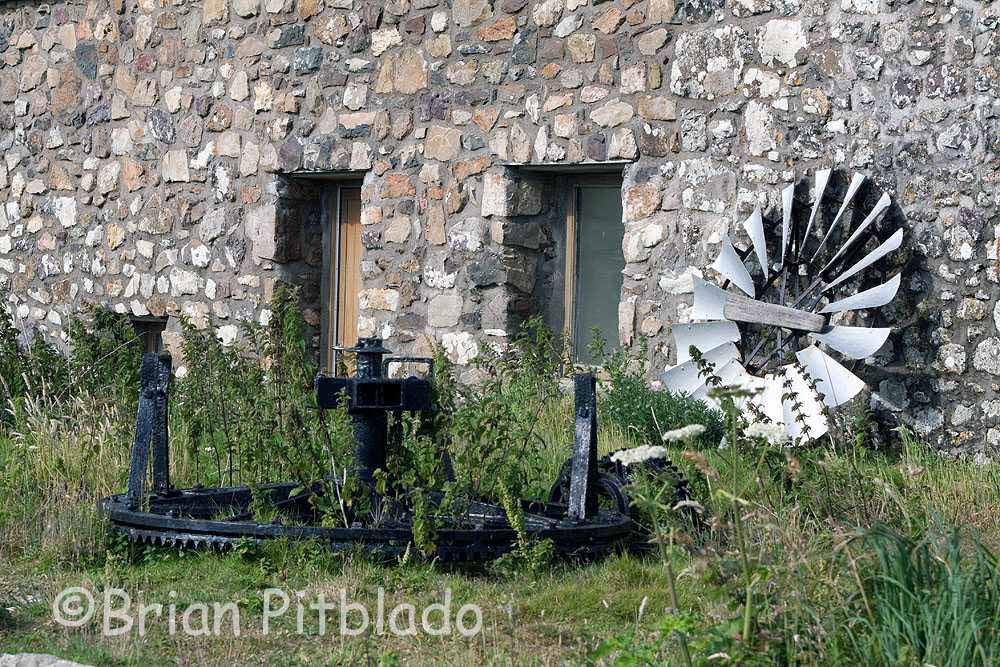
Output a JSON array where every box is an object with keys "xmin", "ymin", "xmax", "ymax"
[
  {"xmin": 824, "ymin": 229, "xmax": 904, "ymax": 291},
  {"xmin": 747, "ymin": 329, "xmax": 806, "ymax": 376},
  {"xmin": 780, "ymin": 183, "xmax": 795, "ymax": 267},
  {"xmin": 776, "ymin": 267, "xmax": 789, "ymax": 352},
  {"xmin": 818, "ymin": 193, "xmax": 892, "ymax": 275}
]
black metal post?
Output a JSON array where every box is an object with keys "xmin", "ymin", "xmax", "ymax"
[
  {"xmin": 127, "ymin": 354, "xmax": 158, "ymax": 510},
  {"xmin": 351, "ymin": 338, "xmax": 389, "ymax": 490},
  {"xmin": 568, "ymin": 373, "xmax": 599, "ymax": 520},
  {"xmin": 151, "ymin": 353, "xmax": 172, "ymax": 494},
  {"xmin": 126, "ymin": 353, "xmax": 173, "ymax": 509}
]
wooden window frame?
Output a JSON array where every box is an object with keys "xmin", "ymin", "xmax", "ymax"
[
  {"xmin": 131, "ymin": 316, "xmax": 168, "ymax": 354},
  {"xmin": 563, "ymin": 174, "xmax": 624, "ymax": 356},
  {"xmin": 320, "ymin": 183, "xmax": 363, "ymax": 375}
]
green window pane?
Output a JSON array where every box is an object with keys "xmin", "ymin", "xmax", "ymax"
[{"xmin": 574, "ymin": 186, "xmax": 624, "ymax": 364}]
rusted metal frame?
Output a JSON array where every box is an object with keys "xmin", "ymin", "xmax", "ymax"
[
  {"xmin": 112, "ymin": 339, "xmax": 647, "ymax": 562},
  {"xmin": 749, "ymin": 288, "xmax": 838, "ymax": 373}
]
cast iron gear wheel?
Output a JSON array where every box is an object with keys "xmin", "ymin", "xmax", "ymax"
[{"xmin": 547, "ymin": 450, "xmax": 701, "ymax": 530}]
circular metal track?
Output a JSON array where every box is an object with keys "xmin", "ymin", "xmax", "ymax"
[{"xmin": 102, "ymin": 482, "xmax": 636, "ymax": 563}]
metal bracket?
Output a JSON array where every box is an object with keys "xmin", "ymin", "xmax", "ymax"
[{"xmin": 382, "ymin": 356, "xmax": 434, "ymax": 379}]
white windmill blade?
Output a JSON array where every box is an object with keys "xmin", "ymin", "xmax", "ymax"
[
  {"xmin": 823, "ymin": 229, "xmax": 904, "ymax": 291},
  {"xmin": 734, "ymin": 373, "xmax": 768, "ymax": 411},
  {"xmin": 673, "ymin": 321, "xmax": 741, "ymax": 364},
  {"xmin": 662, "ymin": 342, "xmax": 740, "ymax": 396},
  {"xmin": 780, "ymin": 184, "xmax": 794, "ymax": 267},
  {"xmin": 809, "ymin": 172, "xmax": 866, "ymax": 265},
  {"xmin": 782, "ymin": 364, "xmax": 830, "ymax": 442},
  {"xmin": 810, "ymin": 325, "xmax": 891, "ymax": 359},
  {"xmin": 743, "ymin": 207, "xmax": 768, "ymax": 275},
  {"xmin": 691, "ymin": 277, "xmax": 730, "ymax": 321},
  {"xmin": 796, "ymin": 345, "xmax": 867, "ymax": 407},
  {"xmin": 712, "ymin": 232, "xmax": 756, "ymax": 297},
  {"xmin": 799, "ymin": 168, "xmax": 832, "ymax": 254},
  {"xmin": 819, "ymin": 192, "xmax": 892, "ymax": 271},
  {"xmin": 751, "ymin": 374, "xmax": 786, "ymax": 425},
  {"xmin": 820, "ymin": 274, "xmax": 901, "ymax": 314},
  {"xmin": 691, "ymin": 359, "xmax": 750, "ymax": 405}
]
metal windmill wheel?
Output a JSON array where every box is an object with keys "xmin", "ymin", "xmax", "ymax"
[{"xmin": 662, "ymin": 170, "xmax": 904, "ymax": 442}]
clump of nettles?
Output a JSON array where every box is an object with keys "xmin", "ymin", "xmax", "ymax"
[
  {"xmin": 598, "ymin": 337, "xmax": 724, "ymax": 449},
  {"xmin": 491, "ymin": 481, "xmax": 554, "ymax": 577},
  {"xmin": 378, "ymin": 316, "xmax": 570, "ymax": 552},
  {"xmin": 425, "ymin": 316, "xmax": 567, "ymax": 504},
  {"xmin": 173, "ymin": 285, "xmax": 355, "ymax": 526}
]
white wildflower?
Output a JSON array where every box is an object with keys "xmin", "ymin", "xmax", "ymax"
[
  {"xmin": 610, "ymin": 444, "xmax": 668, "ymax": 467},
  {"xmin": 661, "ymin": 424, "xmax": 707, "ymax": 443},
  {"xmin": 745, "ymin": 421, "xmax": 789, "ymax": 445}
]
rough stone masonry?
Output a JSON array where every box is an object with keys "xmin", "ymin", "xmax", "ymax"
[{"xmin": 0, "ymin": 0, "xmax": 997, "ymax": 455}]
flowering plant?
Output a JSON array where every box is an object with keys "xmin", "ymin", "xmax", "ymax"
[
  {"xmin": 744, "ymin": 421, "xmax": 789, "ymax": 446},
  {"xmin": 610, "ymin": 444, "xmax": 668, "ymax": 468},
  {"xmin": 662, "ymin": 424, "xmax": 707, "ymax": 443}
]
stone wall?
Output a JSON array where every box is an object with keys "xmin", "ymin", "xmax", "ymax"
[{"xmin": 0, "ymin": 0, "xmax": 998, "ymax": 454}]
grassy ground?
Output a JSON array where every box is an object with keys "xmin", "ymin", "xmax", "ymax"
[
  {"xmin": 1, "ymin": 407, "xmax": 685, "ymax": 666},
  {"xmin": 0, "ymin": 401, "xmax": 693, "ymax": 665},
  {"xmin": 3, "ymin": 310, "xmax": 1000, "ymax": 665},
  {"xmin": 4, "ymin": 405, "xmax": 1000, "ymax": 665},
  {"xmin": 2, "ymin": 548, "xmax": 688, "ymax": 665}
]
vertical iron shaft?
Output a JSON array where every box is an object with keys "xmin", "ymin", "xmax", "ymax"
[
  {"xmin": 352, "ymin": 338, "xmax": 388, "ymax": 490},
  {"xmin": 127, "ymin": 353, "xmax": 173, "ymax": 509},
  {"xmin": 151, "ymin": 353, "xmax": 172, "ymax": 494},
  {"xmin": 568, "ymin": 373, "xmax": 599, "ymax": 520}
]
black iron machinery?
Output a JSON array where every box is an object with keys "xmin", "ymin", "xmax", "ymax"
[{"xmin": 102, "ymin": 338, "xmax": 695, "ymax": 562}]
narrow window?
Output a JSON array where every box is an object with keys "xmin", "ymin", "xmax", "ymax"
[
  {"xmin": 564, "ymin": 177, "xmax": 625, "ymax": 364},
  {"xmin": 131, "ymin": 316, "xmax": 168, "ymax": 354},
  {"xmin": 321, "ymin": 184, "xmax": 363, "ymax": 373}
]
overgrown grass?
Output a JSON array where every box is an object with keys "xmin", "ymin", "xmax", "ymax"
[
  {"xmin": 834, "ymin": 524, "xmax": 1000, "ymax": 666},
  {"xmin": 1, "ymin": 305, "xmax": 141, "ymax": 566},
  {"xmin": 645, "ymin": 432, "xmax": 1000, "ymax": 666},
  {"xmin": 2, "ymin": 297, "xmax": 1000, "ymax": 666},
  {"xmin": 0, "ymin": 393, "xmax": 127, "ymax": 566}
]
